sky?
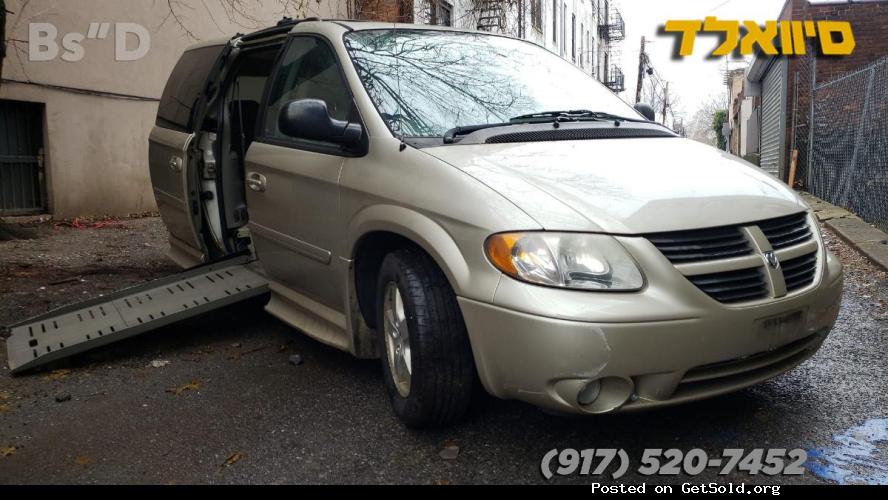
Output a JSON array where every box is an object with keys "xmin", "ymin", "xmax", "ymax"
[{"xmin": 618, "ymin": 0, "xmax": 786, "ymax": 121}]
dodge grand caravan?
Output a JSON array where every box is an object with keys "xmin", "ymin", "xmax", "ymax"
[{"xmin": 148, "ymin": 19, "xmax": 843, "ymax": 426}]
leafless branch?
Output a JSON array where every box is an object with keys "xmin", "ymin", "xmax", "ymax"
[
  {"xmin": 163, "ymin": 0, "xmax": 199, "ymax": 41},
  {"xmin": 158, "ymin": 0, "xmax": 316, "ymax": 38}
]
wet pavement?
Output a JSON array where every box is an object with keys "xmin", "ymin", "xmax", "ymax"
[{"xmin": 0, "ymin": 218, "xmax": 886, "ymax": 485}]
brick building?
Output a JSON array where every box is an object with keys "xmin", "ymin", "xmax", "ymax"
[
  {"xmin": 357, "ymin": 0, "xmax": 413, "ymax": 22},
  {"xmin": 744, "ymin": 0, "xmax": 888, "ymax": 181}
]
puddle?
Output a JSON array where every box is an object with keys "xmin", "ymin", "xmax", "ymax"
[{"xmin": 806, "ymin": 418, "xmax": 888, "ymax": 484}]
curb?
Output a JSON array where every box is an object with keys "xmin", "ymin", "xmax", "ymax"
[
  {"xmin": 799, "ymin": 192, "xmax": 888, "ymax": 272},
  {"xmin": 0, "ymin": 215, "xmax": 54, "ymax": 224}
]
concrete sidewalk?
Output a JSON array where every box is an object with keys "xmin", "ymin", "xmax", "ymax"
[{"xmin": 800, "ymin": 192, "xmax": 888, "ymax": 272}]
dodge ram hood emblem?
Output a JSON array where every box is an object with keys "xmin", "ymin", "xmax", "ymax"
[{"xmin": 764, "ymin": 251, "xmax": 781, "ymax": 270}]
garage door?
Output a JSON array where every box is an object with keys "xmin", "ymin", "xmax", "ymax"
[{"xmin": 759, "ymin": 59, "xmax": 787, "ymax": 178}]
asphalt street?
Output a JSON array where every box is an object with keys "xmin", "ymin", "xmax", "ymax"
[{"xmin": 0, "ymin": 218, "xmax": 886, "ymax": 485}]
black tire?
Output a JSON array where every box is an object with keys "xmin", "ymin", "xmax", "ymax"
[{"xmin": 376, "ymin": 247, "xmax": 476, "ymax": 427}]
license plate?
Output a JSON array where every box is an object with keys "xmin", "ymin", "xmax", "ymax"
[{"xmin": 761, "ymin": 310, "xmax": 804, "ymax": 336}]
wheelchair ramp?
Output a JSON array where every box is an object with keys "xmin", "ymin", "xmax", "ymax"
[{"xmin": 4, "ymin": 256, "xmax": 268, "ymax": 374}]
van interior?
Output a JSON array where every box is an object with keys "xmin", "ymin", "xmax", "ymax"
[{"xmin": 195, "ymin": 42, "xmax": 283, "ymax": 258}]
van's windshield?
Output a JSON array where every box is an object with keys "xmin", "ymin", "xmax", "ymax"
[{"xmin": 343, "ymin": 29, "xmax": 642, "ymax": 138}]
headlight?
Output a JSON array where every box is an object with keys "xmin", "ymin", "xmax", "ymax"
[{"xmin": 484, "ymin": 232, "xmax": 644, "ymax": 291}]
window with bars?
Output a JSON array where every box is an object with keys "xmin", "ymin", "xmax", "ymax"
[
  {"xmin": 580, "ymin": 23, "xmax": 584, "ymax": 67},
  {"xmin": 0, "ymin": 100, "xmax": 46, "ymax": 215},
  {"xmin": 571, "ymin": 14, "xmax": 576, "ymax": 61},
  {"xmin": 429, "ymin": 1, "xmax": 452, "ymax": 26},
  {"xmin": 531, "ymin": 0, "xmax": 543, "ymax": 32},
  {"xmin": 552, "ymin": 0, "xmax": 557, "ymax": 43}
]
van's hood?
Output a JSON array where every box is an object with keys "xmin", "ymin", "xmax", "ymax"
[{"xmin": 423, "ymin": 137, "xmax": 808, "ymax": 234}]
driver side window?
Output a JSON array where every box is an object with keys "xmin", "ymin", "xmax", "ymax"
[{"xmin": 263, "ymin": 37, "xmax": 352, "ymax": 141}]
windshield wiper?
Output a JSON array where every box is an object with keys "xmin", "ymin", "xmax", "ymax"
[
  {"xmin": 443, "ymin": 113, "xmax": 585, "ymax": 143},
  {"xmin": 442, "ymin": 110, "xmax": 648, "ymax": 144},
  {"xmin": 443, "ymin": 122, "xmax": 513, "ymax": 143}
]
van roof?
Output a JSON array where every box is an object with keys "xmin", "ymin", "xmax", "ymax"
[
  {"xmin": 184, "ymin": 38, "xmax": 230, "ymax": 51},
  {"xmin": 332, "ymin": 20, "xmax": 487, "ymax": 34},
  {"xmin": 183, "ymin": 18, "xmax": 492, "ymax": 52}
]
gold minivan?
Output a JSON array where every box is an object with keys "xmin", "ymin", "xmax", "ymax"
[{"xmin": 148, "ymin": 19, "xmax": 843, "ymax": 426}]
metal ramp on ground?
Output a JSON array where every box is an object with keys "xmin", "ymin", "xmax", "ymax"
[{"xmin": 3, "ymin": 255, "xmax": 268, "ymax": 374}]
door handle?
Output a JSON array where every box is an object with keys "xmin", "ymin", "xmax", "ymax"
[
  {"xmin": 246, "ymin": 172, "xmax": 267, "ymax": 192},
  {"xmin": 168, "ymin": 156, "xmax": 183, "ymax": 172}
]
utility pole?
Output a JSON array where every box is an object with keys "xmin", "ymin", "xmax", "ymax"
[
  {"xmin": 635, "ymin": 36, "xmax": 646, "ymax": 104},
  {"xmin": 661, "ymin": 82, "xmax": 669, "ymax": 126},
  {"xmin": 724, "ymin": 54, "xmax": 732, "ymax": 113}
]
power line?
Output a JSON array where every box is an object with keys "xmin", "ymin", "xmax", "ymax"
[{"xmin": 1, "ymin": 78, "xmax": 160, "ymax": 102}]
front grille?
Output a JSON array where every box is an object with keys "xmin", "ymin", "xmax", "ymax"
[
  {"xmin": 687, "ymin": 267, "xmax": 769, "ymax": 303},
  {"xmin": 618, "ymin": 331, "xmax": 826, "ymax": 410},
  {"xmin": 646, "ymin": 212, "xmax": 819, "ymax": 304},
  {"xmin": 759, "ymin": 212, "xmax": 812, "ymax": 249},
  {"xmin": 646, "ymin": 226, "xmax": 752, "ymax": 263},
  {"xmin": 681, "ymin": 332, "xmax": 820, "ymax": 384},
  {"xmin": 781, "ymin": 252, "xmax": 818, "ymax": 292}
]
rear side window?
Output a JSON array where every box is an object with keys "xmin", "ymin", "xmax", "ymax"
[{"xmin": 156, "ymin": 45, "xmax": 225, "ymax": 132}]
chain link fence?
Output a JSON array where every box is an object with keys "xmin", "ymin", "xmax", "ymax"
[
  {"xmin": 790, "ymin": 48, "xmax": 814, "ymax": 191},
  {"xmin": 795, "ymin": 56, "xmax": 888, "ymax": 232}
]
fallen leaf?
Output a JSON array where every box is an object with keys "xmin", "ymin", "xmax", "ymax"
[
  {"xmin": 42, "ymin": 369, "xmax": 71, "ymax": 381},
  {"xmin": 149, "ymin": 360, "xmax": 170, "ymax": 368},
  {"xmin": 166, "ymin": 381, "xmax": 202, "ymax": 395},
  {"xmin": 0, "ymin": 447, "xmax": 16, "ymax": 457},
  {"xmin": 435, "ymin": 479, "xmax": 451, "ymax": 485},
  {"xmin": 0, "ymin": 391, "xmax": 9, "ymax": 400},
  {"xmin": 222, "ymin": 451, "xmax": 245, "ymax": 467},
  {"xmin": 227, "ymin": 345, "xmax": 268, "ymax": 361},
  {"xmin": 73, "ymin": 455, "xmax": 93, "ymax": 466},
  {"xmin": 0, "ymin": 404, "xmax": 9, "ymax": 413}
]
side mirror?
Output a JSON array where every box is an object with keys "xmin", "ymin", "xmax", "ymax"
[
  {"xmin": 633, "ymin": 103, "xmax": 656, "ymax": 121},
  {"xmin": 278, "ymin": 98, "xmax": 362, "ymax": 147}
]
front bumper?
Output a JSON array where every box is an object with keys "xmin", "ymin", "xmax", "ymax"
[{"xmin": 458, "ymin": 242, "xmax": 843, "ymax": 415}]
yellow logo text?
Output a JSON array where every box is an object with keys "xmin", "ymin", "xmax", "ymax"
[{"xmin": 663, "ymin": 18, "xmax": 855, "ymax": 56}]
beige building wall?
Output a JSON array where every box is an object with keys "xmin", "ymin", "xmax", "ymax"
[{"xmin": 1, "ymin": 0, "xmax": 349, "ymax": 217}]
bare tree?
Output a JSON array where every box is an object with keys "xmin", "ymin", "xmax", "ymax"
[
  {"xmin": 159, "ymin": 0, "xmax": 322, "ymax": 40},
  {"xmin": 686, "ymin": 93, "xmax": 729, "ymax": 146},
  {"xmin": 348, "ymin": 30, "xmax": 532, "ymax": 135},
  {"xmin": 0, "ymin": 0, "xmax": 26, "ymax": 89},
  {"xmin": 641, "ymin": 72, "xmax": 683, "ymax": 129}
]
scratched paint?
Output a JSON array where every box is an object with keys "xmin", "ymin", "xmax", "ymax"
[{"xmin": 806, "ymin": 418, "xmax": 888, "ymax": 485}]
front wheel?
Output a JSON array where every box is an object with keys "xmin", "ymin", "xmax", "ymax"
[{"xmin": 376, "ymin": 248, "xmax": 476, "ymax": 427}]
